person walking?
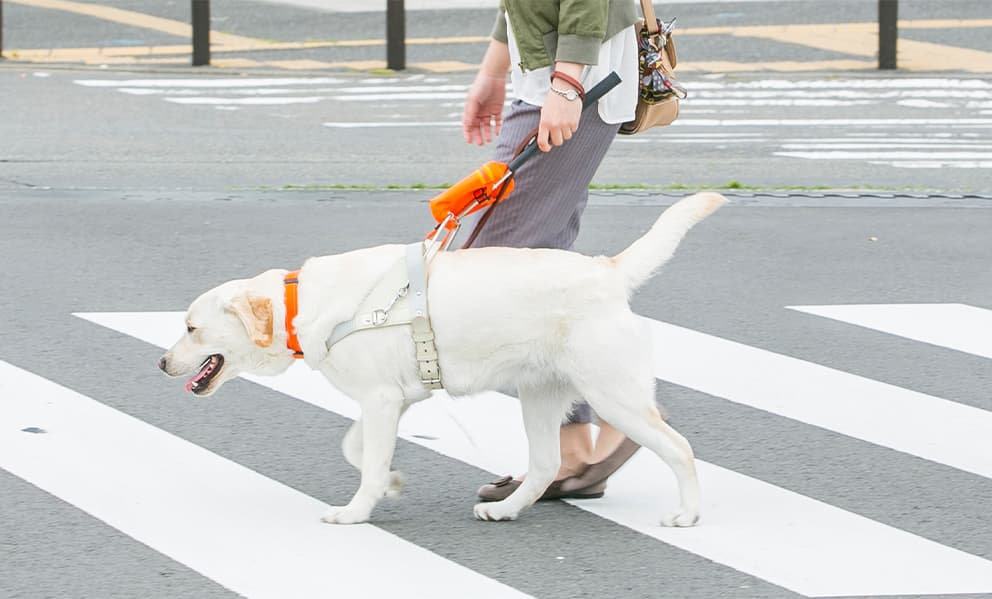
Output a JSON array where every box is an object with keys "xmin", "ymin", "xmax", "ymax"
[{"xmin": 461, "ymin": 0, "xmax": 644, "ymax": 501}]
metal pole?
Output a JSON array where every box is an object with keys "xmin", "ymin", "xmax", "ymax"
[
  {"xmin": 386, "ymin": 0, "xmax": 405, "ymax": 70},
  {"xmin": 192, "ymin": 0, "xmax": 210, "ymax": 66},
  {"xmin": 878, "ymin": 0, "xmax": 898, "ymax": 70},
  {"xmin": 1, "ymin": 0, "xmax": 5, "ymax": 60}
]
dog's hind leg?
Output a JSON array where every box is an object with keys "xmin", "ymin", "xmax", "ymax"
[
  {"xmin": 473, "ymin": 384, "xmax": 572, "ymax": 522},
  {"xmin": 579, "ymin": 375, "xmax": 701, "ymax": 527},
  {"xmin": 322, "ymin": 391, "xmax": 404, "ymax": 524},
  {"xmin": 342, "ymin": 409, "xmax": 408, "ymax": 498}
]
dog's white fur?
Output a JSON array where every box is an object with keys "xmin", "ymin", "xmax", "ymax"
[{"xmin": 161, "ymin": 192, "xmax": 726, "ymax": 525}]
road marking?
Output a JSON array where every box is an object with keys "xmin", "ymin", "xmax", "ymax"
[
  {"xmin": 8, "ymin": 8, "xmax": 992, "ymax": 73},
  {"xmin": 0, "ymin": 360, "xmax": 530, "ymax": 599},
  {"xmin": 70, "ymin": 75, "xmax": 990, "ymax": 169},
  {"xmin": 677, "ymin": 118, "xmax": 992, "ymax": 127},
  {"xmin": 77, "ymin": 77, "xmax": 352, "ymax": 88},
  {"xmin": 75, "ymin": 310, "xmax": 992, "ymax": 597},
  {"xmin": 705, "ymin": 22, "xmax": 992, "ymax": 73},
  {"xmin": 875, "ymin": 160, "xmax": 992, "ymax": 169},
  {"xmin": 643, "ymin": 318, "xmax": 992, "ymax": 479},
  {"xmin": 778, "ymin": 149, "xmax": 992, "ymax": 157},
  {"xmin": 7, "ymin": 0, "xmax": 259, "ymax": 47},
  {"xmin": 165, "ymin": 96, "xmax": 325, "ymax": 105},
  {"xmin": 323, "ymin": 121, "xmax": 461, "ymax": 128},
  {"xmin": 588, "ymin": 452, "xmax": 992, "ymax": 598},
  {"xmin": 789, "ymin": 304, "xmax": 992, "ymax": 360},
  {"xmin": 781, "ymin": 144, "xmax": 992, "ymax": 150}
]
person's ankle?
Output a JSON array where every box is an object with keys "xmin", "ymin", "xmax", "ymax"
[{"xmin": 557, "ymin": 451, "xmax": 591, "ymax": 480}]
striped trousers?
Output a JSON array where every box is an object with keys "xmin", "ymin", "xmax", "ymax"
[{"xmin": 470, "ymin": 99, "xmax": 621, "ymax": 423}]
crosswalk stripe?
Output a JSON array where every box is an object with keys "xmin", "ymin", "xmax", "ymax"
[
  {"xmin": 643, "ymin": 318, "xmax": 992, "ymax": 479},
  {"xmin": 75, "ymin": 310, "xmax": 992, "ymax": 597},
  {"xmin": 0, "ymin": 360, "xmax": 530, "ymax": 599},
  {"xmin": 586, "ymin": 453, "xmax": 992, "ymax": 597},
  {"xmin": 776, "ymin": 151, "xmax": 992, "ymax": 160},
  {"xmin": 789, "ymin": 303, "xmax": 992, "ymax": 359}
]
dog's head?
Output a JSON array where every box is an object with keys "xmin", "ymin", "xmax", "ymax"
[{"xmin": 159, "ymin": 274, "xmax": 294, "ymax": 397}]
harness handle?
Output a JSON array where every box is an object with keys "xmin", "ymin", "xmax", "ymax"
[{"xmin": 507, "ymin": 71, "xmax": 623, "ymax": 173}]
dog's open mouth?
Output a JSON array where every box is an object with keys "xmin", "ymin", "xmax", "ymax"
[{"xmin": 186, "ymin": 354, "xmax": 224, "ymax": 395}]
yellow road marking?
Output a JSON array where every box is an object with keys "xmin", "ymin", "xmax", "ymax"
[
  {"xmin": 718, "ymin": 22, "xmax": 992, "ymax": 73},
  {"xmin": 7, "ymin": 0, "xmax": 259, "ymax": 46},
  {"xmin": 4, "ymin": 4, "xmax": 991, "ymax": 74},
  {"xmin": 897, "ymin": 39, "xmax": 992, "ymax": 73}
]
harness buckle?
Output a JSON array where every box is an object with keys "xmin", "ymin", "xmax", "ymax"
[{"xmin": 370, "ymin": 309, "xmax": 388, "ymax": 326}]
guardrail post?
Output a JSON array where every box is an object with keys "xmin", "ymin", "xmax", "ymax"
[
  {"xmin": 192, "ymin": 0, "xmax": 210, "ymax": 66},
  {"xmin": 386, "ymin": 0, "xmax": 405, "ymax": 70},
  {"xmin": 878, "ymin": 0, "xmax": 898, "ymax": 69}
]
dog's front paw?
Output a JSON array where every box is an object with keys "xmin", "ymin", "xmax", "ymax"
[
  {"xmin": 473, "ymin": 501, "xmax": 519, "ymax": 522},
  {"xmin": 385, "ymin": 471, "xmax": 406, "ymax": 499},
  {"xmin": 660, "ymin": 510, "xmax": 700, "ymax": 527},
  {"xmin": 321, "ymin": 505, "xmax": 371, "ymax": 525}
]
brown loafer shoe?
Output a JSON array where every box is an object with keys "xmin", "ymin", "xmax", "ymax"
[
  {"xmin": 476, "ymin": 475, "xmax": 607, "ymax": 502},
  {"xmin": 558, "ymin": 438, "xmax": 640, "ymax": 495}
]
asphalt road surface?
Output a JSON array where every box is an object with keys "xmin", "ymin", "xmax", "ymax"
[{"xmin": 1, "ymin": 2, "xmax": 991, "ymax": 598}]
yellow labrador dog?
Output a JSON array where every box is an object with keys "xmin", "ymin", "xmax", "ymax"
[{"xmin": 159, "ymin": 193, "xmax": 726, "ymax": 526}]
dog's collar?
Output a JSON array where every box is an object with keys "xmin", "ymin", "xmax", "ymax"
[{"xmin": 283, "ymin": 270, "xmax": 304, "ymax": 359}]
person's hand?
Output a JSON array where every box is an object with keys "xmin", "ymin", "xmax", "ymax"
[
  {"xmin": 537, "ymin": 83, "xmax": 582, "ymax": 152},
  {"xmin": 463, "ymin": 73, "xmax": 506, "ymax": 146}
]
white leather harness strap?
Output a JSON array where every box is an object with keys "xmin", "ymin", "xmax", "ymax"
[
  {"xmin": 324, "ymin": 242, "xmax": 443, "ymax": 390},
  {"xmin": 406, "ymin": 242, "xmax": 442, "ymax": 389}
]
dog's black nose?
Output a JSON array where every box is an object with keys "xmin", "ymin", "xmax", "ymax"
[{"xmin": 158, "ymin": 356, "xmax": 168, "ymax": 372}]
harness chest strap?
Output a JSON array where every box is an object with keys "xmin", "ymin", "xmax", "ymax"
[{"xmin": 282, "ymin": 242, "xmax": 443, "ymax": 390}]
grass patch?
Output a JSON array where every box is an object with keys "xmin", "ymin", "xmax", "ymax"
[{"xmin": 249, "ymin": 181, "xmax": 917, "ymax": 193}]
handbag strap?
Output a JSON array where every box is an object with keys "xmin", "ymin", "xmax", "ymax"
[{"xmin": 639, "ymin": 0, "xmax": 659, "ymax": 34}]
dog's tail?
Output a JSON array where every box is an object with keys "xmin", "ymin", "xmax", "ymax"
[{"xmin": 612, "ymin": 192, "xmax": 727, "ymax": 293}]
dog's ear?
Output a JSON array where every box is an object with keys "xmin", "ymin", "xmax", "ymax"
[{"xmin": 228, "ymin": 293, "xmax": 273, "ymax": 348}]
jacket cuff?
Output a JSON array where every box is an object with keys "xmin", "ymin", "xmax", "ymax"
[
  {"xmin": 555, "ymin": 34, "xmax": 601, "ymax": 65},
  {"xmin": 491, "ymin": 11, "xmax": 508, "ymax": 44}
]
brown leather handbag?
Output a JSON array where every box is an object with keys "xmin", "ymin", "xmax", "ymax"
[{"xmin": 619, "ymin": 0, "xmax": 687, "ymax": 135}]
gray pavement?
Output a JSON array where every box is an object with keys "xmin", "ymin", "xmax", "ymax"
[
  {"xmin": 1, "ymin": 1, "xmax": 991, "ymax": 598},
  {"xmin": 1, "ymin": 192, "xmax": 991, "ymax": 599}
]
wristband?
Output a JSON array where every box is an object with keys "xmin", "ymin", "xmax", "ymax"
[{"xmin": 550, "ymin": 70, "xmax": 586, "ymax": 100}]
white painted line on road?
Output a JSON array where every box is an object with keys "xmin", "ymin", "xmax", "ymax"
[
  {"xmin": 695, "ymin": 90, "xmax": 992, "ymax": 99},
  {"xmin": 0, "ymin": 360, "xmax": 530, "ymax": 599},
  {"xmin": 584, "ymin": 452, "xmax": 992, "ymax": 598},
  {"xmin": 76, "ymin": 77, "xmax": 348, "ymax": 88},
  {"xmin": 323, "ymin": 121, "xmax": 461, "ymax": 128},
  {"xmin": 76, "ymin": 311, "xmax": 992, "ymax": 597},
  {"xmin": 644, "ymin": 318, "xmax": 992, "ymax": 479},
  {"xmin": 677, "ymin": 118, "xmax": 992, "ymax": 127},
  {"xmin": 119, "ymin": 85, "xmax": 470, "ymax": 96},
  {"xmin": 689, "ymin": 79, "xmax": 992, "ymax": 90},
  {"xmin": 686, "ymin": 99, "xmax": 874, "ymax": 107},
  {"xmin": 775, "ymin": 151, "xmax": 992, "ymax": 160},
  {"xmin": 330, "ymin": 92, "xmax": 468, "ymax": 101},
  {"xmin": 876, "ymin": 160, "xmax": 992, "ymax": 169},
  {"xmin": 789, "ymin": 303, "xmax": 992, "ymax": 360},
  {"xmin": 164, "ymin": 96, "xmax": 325, "ymax": 105},
  {"xmin": 781, "ymin": 143, "xmax": 992, "ymax": 150}
]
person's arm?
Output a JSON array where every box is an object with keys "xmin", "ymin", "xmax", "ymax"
[
  {"xmin": 537, "ymin": 60, "xmax": 585, "ymax": 152},
  {"xmin": 537, "ymin": 0, "xmax": 608, "ymax": 152},
  {"xmin": 463, "ymin": 39, "xmax": 510, "ymax": 146}
]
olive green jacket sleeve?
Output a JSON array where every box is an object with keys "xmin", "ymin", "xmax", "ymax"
[
  {"xmin": 556, "ymin": 0, "xmax": 609, "ymax": 66},
  {"xmin": 490, "ymin": 0, "xmax": 637, "ymax": 71}
]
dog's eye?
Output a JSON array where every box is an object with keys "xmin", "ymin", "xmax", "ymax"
[{"xmin": 187, "ymin": 325, "xmax": 196, "ymax": 334}]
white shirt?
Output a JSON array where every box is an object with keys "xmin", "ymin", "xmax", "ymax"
[{"xmin": 505, "ymin": 15, "xmax": 638, "ymax": 125}]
